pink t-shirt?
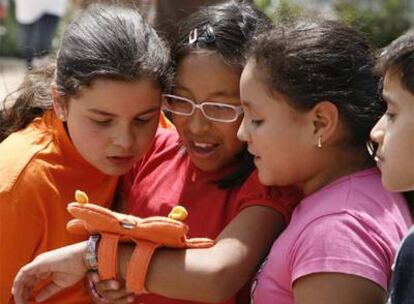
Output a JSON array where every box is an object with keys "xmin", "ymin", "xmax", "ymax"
[
  {"xmin": 125, "ymin": 129, "xmax": 300, "ymax": 304},
  {"xmin": 251, "ymin": 168, "xmax": 412, "ymax": 304}
]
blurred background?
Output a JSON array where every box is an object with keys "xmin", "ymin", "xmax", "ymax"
[{"xmin": 1, "ymin": 0, "xmax": 413, "ymax": 102}]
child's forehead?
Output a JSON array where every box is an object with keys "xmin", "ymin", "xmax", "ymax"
[{"xmin": 383, "ymin": 70, "xmax": 414, "ymax": 106}]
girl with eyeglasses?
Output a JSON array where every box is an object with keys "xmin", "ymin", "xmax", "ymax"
[{"xmin": 12, "ymin": 1, "xmax": 300, "ymax": 303}]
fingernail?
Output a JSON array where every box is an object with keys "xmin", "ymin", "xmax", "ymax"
[
  {"xmin": 109, "ymin": 281, "xmax": 120, "ymax": 289},
  {"xmin": 91, "ymin": 273, "xmax": 99, "ymax": 283},
  {"xmin": 127, "ymin": 295, "xmax": 135, "ymax": 303}
]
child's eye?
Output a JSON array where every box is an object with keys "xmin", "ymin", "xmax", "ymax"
[
  {"xmin": 134, "ymin": 114, "xmax": 156, "ymax": 125},
  {"xmin": 385, "ymin": 111, "xmax": 396, "ymax": 122},
  {"xmin": 251, "ymin": 119, "xmax": 264, "ymax": 127},
  {"xmin": 92, "ymin": 119, "xmax": 112, "ymax": 126}
]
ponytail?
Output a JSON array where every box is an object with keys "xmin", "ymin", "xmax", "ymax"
[{"xmin": 0, "ymin": 63, "xmax": 56, "ymax": 142}]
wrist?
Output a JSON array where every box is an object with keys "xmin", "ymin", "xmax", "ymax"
[
  {"xmin": 118, "ymin": 243, "xmax": 135, "ymax": 280},
  {"xmin": 68, "ymin": 241, "xmax": 90, "ymax": 274},
  {"xmin": 84, "ymin": 235, "xmax": 101, "ymax": 272}
]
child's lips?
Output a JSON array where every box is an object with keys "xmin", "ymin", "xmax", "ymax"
[
  {"xmin": 189, "ymin": 141, "xmax": 219, "ymax": 157},
  {"xmin": 374, "ymin": 155, "xmax": 385, "ymax": 168},
  {"xmin": 374, "ymin": 154, "xmax": 384, "ymax": 162},
  {"xmin": 252, "ymin": 154, "xmax": 261, "ymax": 165},
  {"xmin": 107, "ymin": 155, "xmax": 134, "ymax": 165},
  {"xmin": 248, "ymin": 148, "xmax": 259, "ymax": 159}
]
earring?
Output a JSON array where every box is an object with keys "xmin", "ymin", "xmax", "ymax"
[
  {"xmin": 59, "ymin": 114, "xmax": 65, "ymax": 121},
  {"xmin": 317, "ymin": 136, "xmax": 323, "ymax": 148}
]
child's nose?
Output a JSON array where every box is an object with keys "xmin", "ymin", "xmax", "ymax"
[
  {"xmin": 186, "ymin": 109, "xmax": 210, "ymax": 135},
  {"xmin": 237, "ymin": 117, "xmax": 249, "ymax": 142},
  {"xmin": 370, "ymin": 115, "xmax": 386, "ymax": 144},
  {"xmin": 113, "ymin": 127, "xmax": 135, "ymax": 150}
]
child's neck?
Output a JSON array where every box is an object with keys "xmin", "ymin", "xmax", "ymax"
[{"xmin": 302, "ymin": 147, "xmax": 373, "ymax": 196}]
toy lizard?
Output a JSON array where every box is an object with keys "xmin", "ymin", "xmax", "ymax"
[{"xmin": 66, "ymin": 190, "xmax": 214, "ymax": 294}]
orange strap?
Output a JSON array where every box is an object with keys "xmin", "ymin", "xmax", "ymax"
[
  {"xmin": 126, "ymin": 240, "xmax": 160, "ymax": 294},
  {"xmin": 97, "ymin": 234, "xmax": 160, "ymax": 294},
  {"xmin": 98, "ymin": 233, "xmax": 120, "ymax": 280}
]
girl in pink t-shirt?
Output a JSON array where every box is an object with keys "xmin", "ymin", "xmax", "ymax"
[{"xmin": 237, "ymin": 20, "xmax": 412, "ymax": 304}]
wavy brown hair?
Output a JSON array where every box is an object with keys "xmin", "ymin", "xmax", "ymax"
[{"xmin": 1, "ymin": 4, "xmax": 171, "ymax": 142}]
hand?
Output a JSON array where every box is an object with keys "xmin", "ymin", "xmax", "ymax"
[
  {"xmin": 12, "ymin": 242, "xmax": 88, "ymax": 304},
  {"xmin": 88, "ymin": 272, "xmax": 136, "ymax": 304}
]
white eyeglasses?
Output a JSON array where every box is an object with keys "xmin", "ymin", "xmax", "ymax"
[{"xmin": 162, "ymin": 94, "xmax": 243, "ymax": 123}]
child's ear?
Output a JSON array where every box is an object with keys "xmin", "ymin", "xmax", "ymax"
[
  {"xmin": 310, "ymin": 101, "xmax": 339, "ymax": 147},
  {"xmin": 51, "ymin": 84, "xmax": 67, "ymax": 121}
]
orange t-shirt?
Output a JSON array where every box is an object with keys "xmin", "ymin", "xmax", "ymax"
[{"xmin": 0, "ymin": 111, "xmax": 118, "ymax": 303}]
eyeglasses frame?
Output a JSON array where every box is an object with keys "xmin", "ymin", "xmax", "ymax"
[{"xmin": 162, "ymin": 94, "xmax": 243, "ymax": 123}]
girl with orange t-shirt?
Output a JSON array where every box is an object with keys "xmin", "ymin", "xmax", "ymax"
[{"xmin": 0, "ymin": 5, "xmax": 171, "ymax": 303}]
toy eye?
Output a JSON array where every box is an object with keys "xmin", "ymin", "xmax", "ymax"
[
  {"xmin": 75, "ymin": 190, "xmax": 89, "ymax": 204},
  {"xmin": 168, "ymin": 206, "xmax": 188, "ymax": 221}
]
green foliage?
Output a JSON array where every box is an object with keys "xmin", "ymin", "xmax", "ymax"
[
  {"xmin": 254, "ymin": 0, "xmax": 304, "ymax": 23},
  {"xmin": 0, "ymin": 2, "xmax": 22, "ymax": 57},
  {"xmin": 254, "ymin": 0, "xmax": 413, "ymax": 49},
  {"xmin": 334, "ymin": 0, "xmax": 413, "ymax": 48}
]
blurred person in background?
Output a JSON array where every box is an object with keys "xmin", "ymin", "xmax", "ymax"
[
  {"xmin": 14, "ymin": 0, "xmax": 68, "ymax": 69},
  {"xmin": 0, "ymin": 0, "xmax": 7, "ymax": 21}
]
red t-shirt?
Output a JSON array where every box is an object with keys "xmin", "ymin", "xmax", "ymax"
[{"xmin": 125, "ymin": 129, "xmax": 299, "ymax": 304}]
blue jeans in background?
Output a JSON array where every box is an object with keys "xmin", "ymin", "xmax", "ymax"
[{"xmin": 19, "ymin": 13, "xmax": 59, "ymax": 69}]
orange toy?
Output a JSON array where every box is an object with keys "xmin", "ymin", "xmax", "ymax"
[{"xmin": 67, "ymin": 190, "xmax": 214, "ymax": 294}]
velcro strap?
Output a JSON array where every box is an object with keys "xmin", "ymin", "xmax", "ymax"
[
  {"xmin": 98, "ymin": 233, "xmax": 120, "ymax": 280},
  {"xmin": 126, "ymin": 240, "xmax": 160, "ymax": 294}
]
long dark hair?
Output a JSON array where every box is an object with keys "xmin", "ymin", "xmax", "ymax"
[
  {"xmin": 171, "ymin": 0, "xmax": 271, "ymax": 188},
  {"xmin": 0, "ymin": 4, "xmax": 171, "ymax": 142}
]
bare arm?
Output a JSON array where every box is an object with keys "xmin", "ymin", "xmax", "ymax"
[
  {"xmin": 293, "ymin": 273, "xmax": 386, "ymax": 304},
  {"xmin": 121, "ymin": 206, "xmax": 285, "ymax": 302},
  {"xmin": 13, "ymin": 206, "xmax": 284, "ymax": 303}
]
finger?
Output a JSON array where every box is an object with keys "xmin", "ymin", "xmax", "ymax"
[
  {"xmin": 87, "ymin": 271, "xmax": 100, "ymax": 284},
  {"xmin": 13, "ymin": 286, "xmax": 30, "ymax": 304},
  {"xmin": 34, "ymin": 282, "xmax": 64, "ymax": 302},
  {"xmin": 13, "ymin": 268, "xmax": 42, "ymax": 303},
  {"xmin": 112, "ymin": 294, "xmax": 136, "ymax": 304},
  {"xmin": 99, "ymin": 289, "xmax": 133, "ymax": 302},
  {"xmin": 95, "ymin": 280, "xmax": 120, "ymax": 293},
  {"xmin": 87, "ymin": 279, "xmax": 109, "ymax": 304}
]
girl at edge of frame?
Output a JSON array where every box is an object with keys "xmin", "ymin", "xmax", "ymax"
[
  {"xmin": 0, "ymin": 4, "xmax": 171, "ymax": 303},
  {"xmin": 237, "ymin": 20, "xmax": 412, "ymax": 304},
  {"xmin": 370, "ymin": 31, "xmax": 414, "ymax": 304}
]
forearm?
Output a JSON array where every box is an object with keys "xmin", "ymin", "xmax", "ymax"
[
  {"xmin": 117, "ymin": 207, "xmax": 284, "ymax": 302},
  {"xmin": 117, "ymin": 243, "xmax": 235, "ymax": 302},
  {"xmin": 147, "ymin": 242, "xmax": 252, "ymax": 302}
]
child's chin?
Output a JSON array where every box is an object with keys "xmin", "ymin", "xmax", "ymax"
[
  {"xmin": 382, "ymin": 175, "xmax": 413, "ymax": 193},
  {"xmin": 257, "ymin": 171, "xmax": 276, "ymax": 186},
  {"xmin": 98, "ymin": 165, "xmax": 131, "ymax": 177}
]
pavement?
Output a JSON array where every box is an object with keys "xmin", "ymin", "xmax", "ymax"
[{"xmin": 0, "ymin": 57, "xmax": 26, "ymax": 104}]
